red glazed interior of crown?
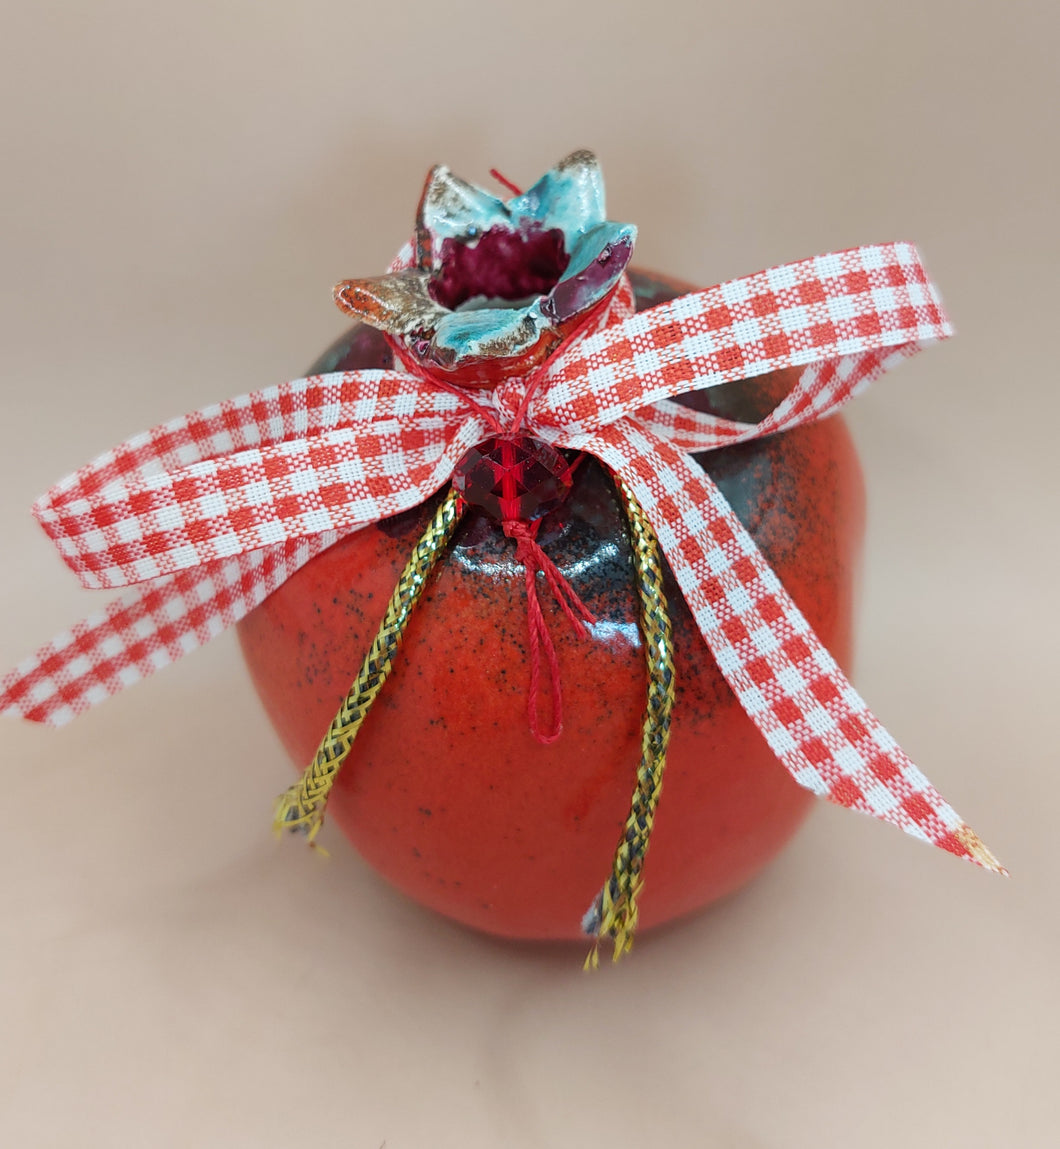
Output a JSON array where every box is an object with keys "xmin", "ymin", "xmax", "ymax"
[{"xmin": 428, "ymin": 226, "xmax": 571, "ymax": 311}]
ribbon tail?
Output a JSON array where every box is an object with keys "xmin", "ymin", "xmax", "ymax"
[
  {"xmin": 585, "ymin": 419, "xmax": 1004, "ymax": 874},
  {"xmin": 0, "ymin": 531, "xmax": 346, "ymax": 727}
]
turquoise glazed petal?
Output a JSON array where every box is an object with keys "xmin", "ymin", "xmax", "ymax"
[
  {"xmin": 417, "ymin": 167, "xmax": 510, "ymax": 251},
  {"xmin": 564, "ymin": 222, "xmax": 636, "ymax": 279},
  {"xmin": 507, "ymin": 150, "xmax": 607, "ymax": 241},
  {"xmin": 432, "ymin": 303, "xmax": 549, "ymax": 365},
  {"xmin": 542, "ymin": 222, "xmax": 636, "ymax": 323},
  {"xmin": 334, "ymin": 150, "xmax": 636, "ymax": 385}
]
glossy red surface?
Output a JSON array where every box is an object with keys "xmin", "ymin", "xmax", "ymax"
[{"xmin": 236, "ymin": 270, "xmax": 866, "ymax": 940}]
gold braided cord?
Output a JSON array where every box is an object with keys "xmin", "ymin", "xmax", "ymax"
[
  {"xmin": 273, "ymin": 488, "xmax": 465, "ymax": 844},
  {"xmin": 584, "ymin": 479, "xmax": 676, "ymax": 969}
]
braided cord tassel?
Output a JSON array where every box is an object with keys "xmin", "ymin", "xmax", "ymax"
[
  {"xmin": 273, "ymin": 488, "xmax": 465, "ymax": 844},
  {"xmin": 583, "ymin": 478, "xmax": 676, "ymax": 968}
]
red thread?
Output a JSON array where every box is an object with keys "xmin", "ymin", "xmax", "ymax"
[
  {"xmin": 386, "ymin": 335, "xmax": 505, "ymax": 433},
  {"xmin": 503, "ymin": 518, "xmax": 596, "ymax": 744},
  {"xmin": 508, "ymin": 361, "xmax": 550, "ymax": 433},
  {"xmin": 424, "ymin": 374, "xmax": 504, "ymax": 433},
  {"xmin": 488, "ymin": 169, "xmax": 524, "ymax": 198}
]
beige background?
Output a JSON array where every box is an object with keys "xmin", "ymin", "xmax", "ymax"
[{"xmin": 1, "ymin": 1, "xmax": 1057, "ymax": 1146}]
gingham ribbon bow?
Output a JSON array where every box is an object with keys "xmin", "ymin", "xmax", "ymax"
[{"xmin": 0, "ymin": 242, "xmax": 1002, "ymax": 872}]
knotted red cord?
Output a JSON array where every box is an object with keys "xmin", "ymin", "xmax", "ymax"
[
  {"xmin": 405, "ymin": 328, "xmax": 599, "ymax": 744},
  {"xmin": 502, "ymin": 517, "xmax": 596, "ymax": 744},
  {"xmin": 501, "ymin": 358, "xmax": 597, "ymax": 745}
]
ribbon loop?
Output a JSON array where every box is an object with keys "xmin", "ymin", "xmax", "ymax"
[
  {"xmin": 35, "ymin": 385, "xmax": 485, "ymax": 589},
  {"xmin": 531, "ymin": 242, "xmax": 950, "ymax": 438}
]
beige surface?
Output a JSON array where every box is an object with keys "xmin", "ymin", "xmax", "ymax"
[{"xmin": 1, "ymin": 2, "xmax": 1057, "ymax": 1146}]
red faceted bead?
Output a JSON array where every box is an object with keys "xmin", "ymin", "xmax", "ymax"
[{"xmin": 452, "ymin": 434, "xmax": 572, "ymax": 522}]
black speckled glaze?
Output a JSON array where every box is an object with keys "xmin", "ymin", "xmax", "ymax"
[
  {"xmin": 238, "ymin": 268, "xmax": 865, "ymax": 940},
  {"xmin": 307, "ymin": 270, "xmax": 812, "ymax": 703}
]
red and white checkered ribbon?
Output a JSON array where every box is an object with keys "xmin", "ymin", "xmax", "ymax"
[{"xmin": 0, "ymin": 242, "xmax": 1002, "ymax": 872}]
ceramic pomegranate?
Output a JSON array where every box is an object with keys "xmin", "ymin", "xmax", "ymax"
[
  {"xmin": 1, "ymin": 150, "xmax": 1002, "ymax": 961},
  {"xmin": 235, "ymin": 152, "xmax": 866, "ymax": 941},
  {"xmin": 1, "ymin": 151, "xmax": 1003, "ymax": 961}
]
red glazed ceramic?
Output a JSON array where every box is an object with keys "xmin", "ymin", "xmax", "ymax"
[{"xmin": 236, "ymin": 261, "xmax": 865, "ymax": 941}]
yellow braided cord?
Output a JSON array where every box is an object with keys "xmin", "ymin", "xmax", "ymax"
[
  {"xmin": 273, "ymin": 488, "xmax": 465, "ymax": 844},
  {"xmin": 584, "ymin": 479, "xmax": 676, "ymax": 968}
]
